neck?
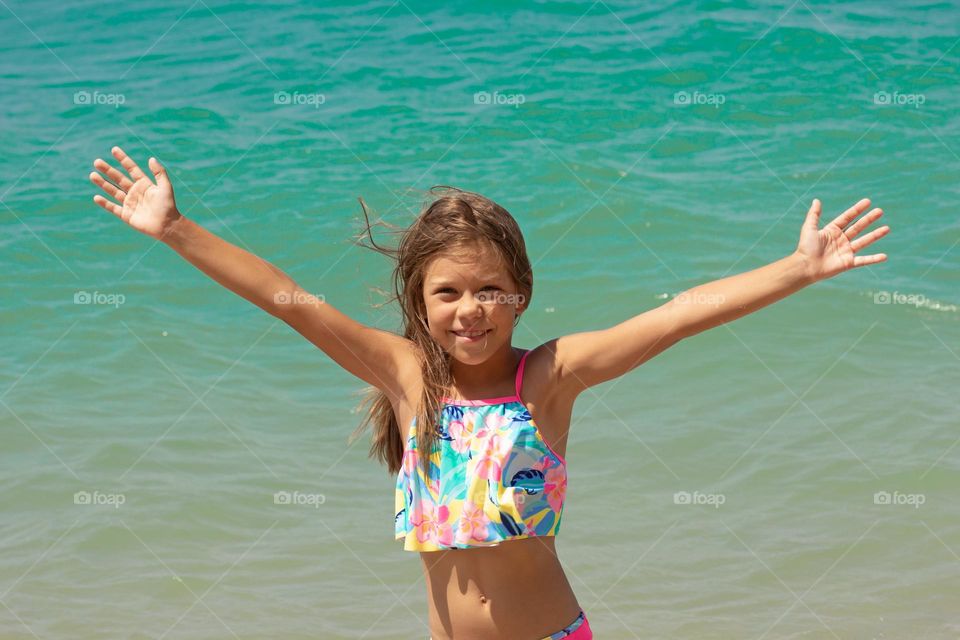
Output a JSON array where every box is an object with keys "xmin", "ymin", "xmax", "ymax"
[{"xmin": 449, "ymin": 344, "xmax": 519, "ymax": 395}]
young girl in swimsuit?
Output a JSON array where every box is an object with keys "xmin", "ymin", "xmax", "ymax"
[{"xmin": 89, "ymin": 147, "xmax": 890, "ymax": 639}]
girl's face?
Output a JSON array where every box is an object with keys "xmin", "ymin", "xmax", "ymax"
[{"xmin": 422, "ymin": 243, "xmax": 526, "ymax": 363}]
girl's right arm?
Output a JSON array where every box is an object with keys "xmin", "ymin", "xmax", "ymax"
[{"xmin": 90, "ymin": 146, "xmax": 415, "ymax": 404}]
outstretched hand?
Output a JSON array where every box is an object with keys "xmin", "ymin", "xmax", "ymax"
[
  {"xmin": 90, "ymin": 146, "xmax": 181, "ymax": 240},
  {"xmin": 795, "ymin": 198, "xmax": 890, "ymax": 283}
]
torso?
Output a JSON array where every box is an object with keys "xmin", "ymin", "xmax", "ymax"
[{"xmin": 391, "ymin": 345, "xmax": 583, "ymax": 639}]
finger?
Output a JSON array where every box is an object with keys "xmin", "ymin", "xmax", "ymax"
[
  {"xmin": 89, "ymin": 171, "xmax": 126, "ymax": 201},
  {"xmin": 93, "ymin": 194, "xmax": 123, "ymax": 218},
  {"xmin": 850, "ymin": 225, "xmax": 890, "ymax": 252},
  {"xmin": 829, "ymin": 198, "xmax": 871, "ymax": 230},
  {"xmin": 844, "ymin": 208, "xmax": 882, "ymax": 239},
  {"xmin": 111, "ymin": 146, "xmax": 148, "ymax": 181},
  {"xmin": 93, "ymin": 158, "xmax": 134, "ymax": 191},
  {"xmin": 803, "ymin": 198, "xmax": 822, "ymax": 228},
  {"xmin": 148, "ymin": 157, "xmax": 172, "ymax": 192},
  {"xmin": 853, "ymin": 253, "xmax": 888, "ymax": 267}
]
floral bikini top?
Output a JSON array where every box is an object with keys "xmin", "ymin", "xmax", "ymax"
[{"xmin": 394, "ymin": 349, "xmax": 568, "ymax": 552}]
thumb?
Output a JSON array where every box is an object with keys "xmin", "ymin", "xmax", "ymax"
[
  {"xmin": 804, "ymin": 198, "xmax": 821, "ymax": 229},
  {"xmin": 148, "ymin": 157, "xmax": 172, "ymax": 192}
]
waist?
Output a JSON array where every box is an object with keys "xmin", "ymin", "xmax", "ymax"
[{"xmin": 421, "ymin": 537, "xmax": 581, "ymax": 639}]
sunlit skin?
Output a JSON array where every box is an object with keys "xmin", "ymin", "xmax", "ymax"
[
  {"xmin": 89, "ymin": 147, "xmax": 893, "ymax": 639},
  {"xmin": 422, "ymin": 243, "xmax": 528, "ymax": 395}
]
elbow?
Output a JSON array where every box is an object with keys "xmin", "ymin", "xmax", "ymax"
[
  {"xmin": 271, "ymin": 285, "xmax": 326, "ymax": 323},
  {"xmin": 267, "ymin": 284, "xmax": 302, "ymax": 321},
  {"xmin": 664, "ymin": 298, "xmax": 695, "ymax": 342},
  {"xmin": 664, "ymin": 296, "xmax": 734, "ymax": 342}
]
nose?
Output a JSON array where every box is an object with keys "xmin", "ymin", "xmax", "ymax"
[{"xmin": 456, "ymin": 293, "xmax": 485, "ymax": 324}]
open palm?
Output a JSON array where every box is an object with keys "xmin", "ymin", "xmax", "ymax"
[
  {"xmin": 796, "ymin": 198, "xmax": 890, "ymax": 282},
  {"xmin": 90, "ymin": 146, "xmax": 181, "ymax": 240}
]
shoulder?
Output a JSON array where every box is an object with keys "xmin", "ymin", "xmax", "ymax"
[{"xmin": 518, "ymin": 339, "xmax": 576, "ymax": 409}]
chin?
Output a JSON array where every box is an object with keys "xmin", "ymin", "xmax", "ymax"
[
  {"xmin": 444, "ymin": 330, "xmax": 497, "ymax": 359},
  {"xmin": 450, "ymin": 352, "xmax": 487, "ymax": 366}
]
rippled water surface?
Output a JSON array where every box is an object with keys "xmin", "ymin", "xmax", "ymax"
[{"xmin": 1, "ymin": 1, "xmax": 958, "ymax": 638}]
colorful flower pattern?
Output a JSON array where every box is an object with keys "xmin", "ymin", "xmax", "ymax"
[{"xmin": 395, "ymin": 401, "xmax": 567, "ymax": 552}]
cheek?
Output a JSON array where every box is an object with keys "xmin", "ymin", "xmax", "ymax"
[
  {"xmin": 493, "ymin": 303, "xmax": 516, "ymax": 318},
  {"xmin": 425, "ymin": 304, "xmax": 452, "ymax": 329}
]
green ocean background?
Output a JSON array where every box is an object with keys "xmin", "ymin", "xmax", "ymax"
[{"xmin": 1, "ymin": 1, "xmax": 958, "ymax": 638}]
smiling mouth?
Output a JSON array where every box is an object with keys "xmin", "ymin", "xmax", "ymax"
[{"xmin": 451, "ymin": 330, "xmax": 490, "ymax": 338}]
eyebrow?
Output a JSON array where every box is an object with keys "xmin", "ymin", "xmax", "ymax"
[{"xmin": 428, "ymin": 278, "xmax": 503, "ymax": 287}]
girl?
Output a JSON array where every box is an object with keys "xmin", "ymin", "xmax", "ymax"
[{"xmin": 90, "ymin": 147, "xmax": 890, "ymax": 639}]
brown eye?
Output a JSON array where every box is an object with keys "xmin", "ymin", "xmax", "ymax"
[{"xmin": 477, "ymin": 287, "xmax": 501, "ymax": 302}]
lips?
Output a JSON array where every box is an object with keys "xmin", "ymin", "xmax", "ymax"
[{"xmin": 451, "ymin": 329, "xmax": 490, "ymax": 338}]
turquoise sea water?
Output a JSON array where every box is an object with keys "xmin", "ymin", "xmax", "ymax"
[{"xmin": 1, "ymin": 1, "xmax": 958, "ymax": 638}]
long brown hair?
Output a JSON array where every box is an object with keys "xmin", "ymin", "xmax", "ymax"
[{"xmin": 348, "ymin": 186, "xmax": 533, "ymax": 477}]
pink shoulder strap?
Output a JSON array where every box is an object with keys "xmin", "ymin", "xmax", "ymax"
[{"xmin": 514, "ymin": 349, "xmax": 531, "ymax": 399}]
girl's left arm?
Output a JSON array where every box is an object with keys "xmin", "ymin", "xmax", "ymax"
[
  {"xmin": 668, "ymin": 197, "xmax": 890, "ymax": 337},
  {"xmin": 551, "ymin": 198, "xmax": 890, "ymax": 395}
]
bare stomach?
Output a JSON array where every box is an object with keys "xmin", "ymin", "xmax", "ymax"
[{"xmin": 420, "ymin": 536, "xmax": 582, "ymax": 640}]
